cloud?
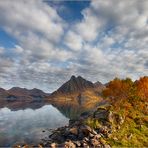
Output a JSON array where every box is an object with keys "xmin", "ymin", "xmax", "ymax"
[
  {"xmin": 0, "ymin": 0, "xmax": 147, "ymax": 92},
  {"xmin": 75, "ymin": 8, "xmax": 105, "ymax": 42},
  {"xmin": 64, "ymin": 31, "xmax": 83, "ymax": 50},
  {"xmin": 0, "ymin": 0, "xmax": 71, "ymax": 63},
  {"xmin": 70, "ymin": 0, "xmax": 148, "ymax": 80},
  {"xmin": 13, "ymin": 45, "xmax": 24, "ymax": 53},
  {"xmin": 0, "ymin": 0, "xmax": 65, "ymax": 42},
  {"xmin": 0, "ymin": 47, "xmax": 4, "ymax": 54}
]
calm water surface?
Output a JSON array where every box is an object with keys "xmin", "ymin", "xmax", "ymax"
[{"xmin": 0, "ymin": 105, "xmax": 69, "ymax": 146}]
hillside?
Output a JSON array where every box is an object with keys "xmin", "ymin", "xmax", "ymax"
[
  {"xmin": 0, "ymin": 76, "xmax": 105, "ymax": 111},
  {"xmin": 0, "ymin": 87, "xmax": 50, "ymax": 109},
  {"xmin": 38, "ymin": 76, "xmax": 148, "ymax": 147},
  {"xmin": 101, "ymin": 76, "xmax": 148, "ymax": 147},
  {"xmin": 51, "ymin": 75, "xmax": 95, "ymax": 95},
  {"xmin": 49, "ymin": 76, "xmax": 105, "ymax": 116}
]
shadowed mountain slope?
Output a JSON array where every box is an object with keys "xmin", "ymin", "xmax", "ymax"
[
  {"xmin": 0, "ymin": 87, "xmax": 50, "ymax": 108},
  {"xmin": 52, "ymin": 75, "xmax": 95, "ymax": 95},
  {"xmin": 8, "ymin": 87, "xmax": 50, "ymax": 97},
  {"xmin": 50, "ymin": 76, "xmax": 105, "ymax": 115}
]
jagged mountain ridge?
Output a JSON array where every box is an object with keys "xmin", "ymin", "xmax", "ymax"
[
  {"xmin": 0, "ymin": 76, "xmax": 105, "ymax": 109},
  {"xmin": 52, "ymin": 75, "xmax": 104, "ymax": 95},
  {"xmin": 0, "ymin": 76, "xmax": 104, "ymax": 97},
  {"xmin": 50, "ymin": 76, "xmax": 105, "ymax": 112},
  {"xmin": 94, "ymin": 81, "xmax": 104, "ymax": 88},
  {"xmin": 52, "ymin": 75, "xmax": 94, "ymax": 95}
]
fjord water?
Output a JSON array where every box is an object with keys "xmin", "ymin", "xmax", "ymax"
[{"xmin": 0, "ymin": 105, "xmax": 69, "ymax": 146}]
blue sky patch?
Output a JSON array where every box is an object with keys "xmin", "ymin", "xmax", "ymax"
[
  {"xmin": 0, "ymin": 29, "xmax": 18, "ymax": 48},
  {"xmin": 48, "ymin": 0, "xmax": 90, "ymax": 22}
]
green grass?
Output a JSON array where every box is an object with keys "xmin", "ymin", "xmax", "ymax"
[
  {"xmin": 84, "ymin": 106, "xmax": 148, "ymax": 147},
  {"xmin": 84, "ymin": 117, "xmax": 102, "ymax": 129},
  {"xmin": 108, "ymin": 115, "xmax": 148, "ymax": 147}
]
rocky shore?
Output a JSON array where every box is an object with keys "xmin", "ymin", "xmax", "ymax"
[{"xmin": 38, "ymin": 105, "xmax": 124, "ymax": 148}]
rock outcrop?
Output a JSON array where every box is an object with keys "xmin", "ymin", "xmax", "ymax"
[{"xmin": 38, "ymin": 105, "xmax": 124, "ymax": 148}]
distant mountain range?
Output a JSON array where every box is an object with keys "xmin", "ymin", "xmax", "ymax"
[
  {"xmin": 0, "ymin": 87, "xmax": 50, "ymax": 108},
  {"xmin": 8, "ymin": 87, "xmax": 50, "ymax": 97},
  {"xmin": 0, "ymin": 75, "xmax": 105, "ymax": 110},
  {"xmin": 0, "ymin": 87, "xmax": 50, "ymax": 99}
]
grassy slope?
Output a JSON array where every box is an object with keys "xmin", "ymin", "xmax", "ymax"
[
  {"xmin": 109, "ymin": 111, "xmax": 148, "ymax": 147},
  {"xmin": 85, "ymin": 103, "xmax": 148, "ymax": 147}
]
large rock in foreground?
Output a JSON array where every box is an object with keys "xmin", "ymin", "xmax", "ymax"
[{"xmin": 39, "ymin": 106, "xmax": 124, "ymax": 148}]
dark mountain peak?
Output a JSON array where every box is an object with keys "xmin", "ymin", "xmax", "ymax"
[
  {"xmin": 70, "ymin": 75, "xmax": 87, "ymax": 83},
  {"xmin": 8, "ymin": 87, "xmax": 28, "ymax": 94},
  {"xmin": 30, "ymin": 88, "xmax": 44, "ymax": 93},
  {"xmin": 77, "ymin": 75, "xmax": 84, "ymax": 80},
  {"xmin": 52, "ymin": 75, "xmax": 94, "ymax": 95},
  {"xmin": 29, "ymin": 88, "xmax": 49, "ymax": 96},
  {"xmin": 0, "ymin": 88, "xmax": 6, "ymax": 93},
  {"xmin": 7, "ymin": 87, "xmax": 50, "ymax": 97},
  {"xmin": 94, "ymin": 81, "xmax": 103, "ymax": 87},
  {"xmin": 9, "ymin": 87, "xmax": 45, "ymax": 93},
  {"xmin": 69, "ymin": 75, "xmax": 83, "ymax": 82},
  {"xmin": 94, "ymin": 81, "xmax": 105, "ymax": 93},
  {"xmin": 9, "ymin": 87, "xmax": 18, "ymax": 91},
  {"xmin": 70, "ymin": 75, "xmax": 76, "ymax": 80}
]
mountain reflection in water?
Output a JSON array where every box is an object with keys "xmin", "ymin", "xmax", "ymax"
[{"xmin": 0, "ymin": 105, "xmax": 69, "ymax": 146}]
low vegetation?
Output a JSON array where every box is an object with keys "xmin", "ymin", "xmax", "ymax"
[
  {"xmin": 85, "ymin": 76, "xmax": 148, "ymax": 147},
  {"xmin": 39, "ymin": 76, "xmax": 148, "ymax": 147}
]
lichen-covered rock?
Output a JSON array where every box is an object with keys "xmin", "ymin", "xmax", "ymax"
[
  {"xmin": 114, "ymin": 114, "xmax": 124, "ymax": 125},
  {"xmin": 65, "ymin": 140, "xmax": 76, "ymax": 148},
  {"xmin": 73, "ymin": 141, "xmax": 81, "ymax": 147},
  {"xmin": 94, "ymin": 134, "xmax": 101, "ymax": 140},
  {"xmin": 94, "ymin": 108, "xmax": 108, "ymax": 120},
  {"xmin": 83, "ymin": 137, "xmax": 89, "ymax": 142},
  {"xmin": 104, "ymin": 144, "xmax": 111, "ymax": 148},
  {"xmin": 82, "ymin": 142, "xmax": 89, "ymax": 148},
  {"xmin": 80, "ymin": 125, "xmax": 92, "ymax": 136},
  {"xmin": 89, "ymin": 132, "xmax": 94, "ymax": 138},
  {"xmin": 127, "ymin": 133, "xmax": 133, "ymax": 140},
  {"xmin": 69, "ymin": 127, "xmax": 78, "ymax": 135},
  {"xmin": 91, "ymin": 129, "xmax": 97, "ymax": 135},
  {"xmin": 49, "ymin": 132, "xmax": 65, "ymax": 143},
  {"xmin": 107, "ymin": 111, "xmax": 114, "ymax": 123},
  {"xmin": 90, "ymin": 138, "xmax": 101, "ymax": 147},
  {"xmin": 40, "ymin": 106, "xmax": 118, "ymax": 147},
  {"xmin": 51, "ymin": 143, "xmax": 56, "ymax": 148}
]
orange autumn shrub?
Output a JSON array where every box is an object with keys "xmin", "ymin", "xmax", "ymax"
[
  {"xmin": 103, "ymin": 77, "xmax": 133, "ymax": 102},
  {"xmin": 135, "ymin": 76, "xmax": 148, "ymax": 100},
  {"xmin": 103, "ymin": 76, "xmax": 148, "ymax": 114}
]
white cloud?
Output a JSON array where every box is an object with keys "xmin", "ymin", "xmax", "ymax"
[
  {"xmin": 0, "ymin": 0, "xmax": 65, "ymax": 43},
  {"xmin": 0, "ymin": 47, "xmax": 4, "ymax": 54},
  {"xmin": 71, "ymin": 0, "xmax": 148, "ymax": 82},
  {"xmin": 0, "ymin": 0, "xmax": 147, "ymax": 92},
  {"xmin": 13, "ymin": 45, "xmax": 24, "ymax": 53},
  {"xmin": 65, "ymin": 31, "xmax": 83, "ymax": 50},
  {"xmin": 0, "ymin": 0, "xmax": 70, "ymax": 63},
  {"xmin": 75, "ymin": 8, "xmax": 105, "ymax": 42}
]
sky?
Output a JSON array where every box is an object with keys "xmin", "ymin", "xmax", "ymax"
[{"xmin": 0, "ymin": 0, "xmax": 148, "ymax": 93}]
